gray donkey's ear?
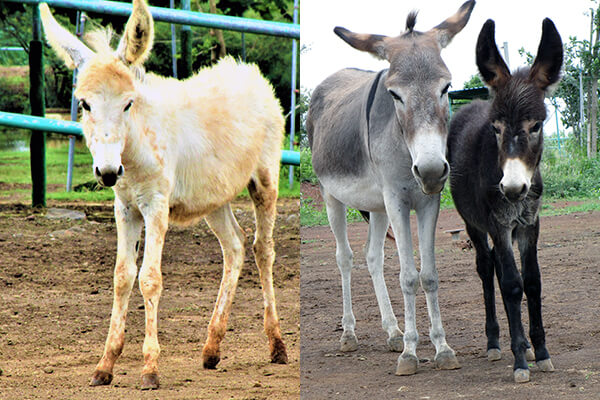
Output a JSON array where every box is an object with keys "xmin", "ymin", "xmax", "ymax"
[
  {"xmin": 39, "ymin": 3, "xmax": 94, "ymax": 69},
  {"xmin": 430, "ymin": 0, "xmax": 476, "ymax": 49},
  {"xmin": 116, "ymin": 0, "xmax": 154, "ymax": 66}
]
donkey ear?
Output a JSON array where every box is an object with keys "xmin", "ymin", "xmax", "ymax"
[
  {"xmin": 39, "ymin": 3, "xmax": 94, "ymax": 69},
  {"xmin": 334, "ymin": 26, "xmax": 388, "ymax": 60},
  {"xmin": 476, "ymin": 19, "xmax": 511, "ymax": 90},
  {"xmin": 529, "ymin": 18, "xmax": 563, "ymax": 92},
  {"xmin": 430, "ymin": 0, "xmax": 475, "ymax": 49},
  {"xmin": 116, "ymin": 0, "xmax": 154, "ymax": 66}
]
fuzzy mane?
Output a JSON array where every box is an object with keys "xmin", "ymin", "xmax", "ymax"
[{"xmin": 406, "ymin": 11, "xmax": 418, "ymax": 32}]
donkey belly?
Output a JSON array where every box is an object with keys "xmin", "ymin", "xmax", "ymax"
[{"xmin": 320, "ymin": 174, "xmax": 385, "ymax": 212}]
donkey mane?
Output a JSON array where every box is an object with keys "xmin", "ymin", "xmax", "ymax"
[{"xmin": 406, "ymin": 11, "xmax": 418, "ymax": 32}]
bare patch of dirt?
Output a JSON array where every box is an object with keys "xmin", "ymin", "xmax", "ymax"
[
  {"xmin": 301, "ymin": 206, "xmax": 600, "ymax": 399},
  {"xmin": 0, "ymin": 198, "xmax": 299, "ymax": 399}
]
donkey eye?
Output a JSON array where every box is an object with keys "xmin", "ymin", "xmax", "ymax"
[
  {"xmin": 388, "ymin": 90, "xmax": 404, "ymax": 104},
  {"xmin": 441, "ymin": 83, "xmax": 451, "ymax": 96},
  {"xmin": 79, "ymin": 100, "xmax": 90, "ymax": 112},
  {"xmin": 123, "ymin": 100, "xmax": 134, "ymax": 112},
  {"xmin": 531, "ymin": 122, "xmax": 542, "ymax": 133}
]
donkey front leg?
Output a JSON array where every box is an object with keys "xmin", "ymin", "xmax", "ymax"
[
  {"xmin": 416, "ymin": 197, "xmax": 459, "ymax": 370},
  {"xmin": 324, "ymin": 191, "xmax": 358, "ymax": 352},
  {"xmin": 91, "ymin": 199, "xmax": 143, "ymax": 386},
  {"xmin": 365, "ymin": 211, "xmax": 403, "ymax": 351},
  {"xmin": 491, "ymin": 229, "xmax": 530, "ymax": 383},
  {"xmin": 202, "ymin": 204, "xmax": 246, "ymax": 369},
  {"xmin": 516, "ymin": 220, "xmax": 553, "ymax": 372},
  {"xmin": 385, "ymin": 198, "xmax": 419, "ymax": 375},
  {"xmin": 137, "ymin": 200, "xmax": 169, "ymax": 390}
]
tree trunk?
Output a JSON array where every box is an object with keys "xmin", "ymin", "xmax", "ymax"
[
  {"xmin": 591, "ymin": 8, "xmax": 600, "ymax": 157},
  {"xmin": 209, "ymin": 0, "xmax": 227, "ymax": 63}
]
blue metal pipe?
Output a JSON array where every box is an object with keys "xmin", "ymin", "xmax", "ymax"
[
  {"xmin": 0, "ymin": 111, "xmax": 300, "ymax": 166},
  {"xmin": 4, "ymin": 0, "xmax": 299, "ymax": 39}
]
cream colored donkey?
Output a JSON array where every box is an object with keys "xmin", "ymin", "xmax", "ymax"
[{"xmin": 40, "ymin": 0, "xmax": 288, "ymax": 390}]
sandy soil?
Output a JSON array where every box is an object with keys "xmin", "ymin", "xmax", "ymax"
[
  {"xmin": 0, "ymin": 198, "xmax": 299, "ymax": 400},
  {"xmin": 301, "ymin": 184, "xmax": 600, "ymax": 400}
]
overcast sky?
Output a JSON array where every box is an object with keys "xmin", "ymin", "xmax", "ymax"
[
  {"xmin": 300, "ymin": 0, "xmax": 591, "ymax": 91},
  {"xmin": 300, "ymin": 0, "xmax": 592, "ymax": 136}
]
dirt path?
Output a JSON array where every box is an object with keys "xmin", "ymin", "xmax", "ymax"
[
  {"xmin": 301, "ymin": 207, "xmax": 600, "ymax": 399},
  {"xmin": 0, "ymin": 199, "xmax": 299, "ymax": 399}
]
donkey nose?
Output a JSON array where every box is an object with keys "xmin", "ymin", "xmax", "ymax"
[
  {"xmin": 412, "ymin": 160, "xmax": 449, "ymax": 182},
  {"xmin": 500, "ymin": 182, "xmax": 528, "ymax": 202},
  {"xmin": 95, "ymin": 165, "xmax": 124, "ymax": 187}
]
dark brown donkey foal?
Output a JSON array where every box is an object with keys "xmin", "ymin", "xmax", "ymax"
[{"xmin": 448, "ymin": 18, "xmax": 563, "ymax": 383}]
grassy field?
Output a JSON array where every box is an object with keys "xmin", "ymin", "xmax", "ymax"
[{"xmin": 0, "ymin": 133, "xmax": 300, "ymax": 205}]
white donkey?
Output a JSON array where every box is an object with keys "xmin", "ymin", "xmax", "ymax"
[{"xmin": 40, "ymin": 0, "xmax": 287, "ymax": 389}]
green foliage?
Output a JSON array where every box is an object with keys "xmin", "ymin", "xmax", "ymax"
[
  {"xmin": 463, "ymin": 74, "xmax": 484, "ymax": 89},
  {"xmin": 0, "ymin": 75, "xmax": 29, "ymax": 113},
  {"xmin": 541, "ymin": 149, "xmax": 600, "ymax": 199},
  {"xmin": 300, "ymin": 146, "xmax": 317, "ymax": 183}
]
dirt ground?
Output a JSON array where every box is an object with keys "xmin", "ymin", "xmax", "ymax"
[
  {"xmin": 301, "ymin": 185, "xmax": 600, "ymax": 400},
  {"xmin": 0, "ymin": 198, "xmax": 299, "ymax": 400}
]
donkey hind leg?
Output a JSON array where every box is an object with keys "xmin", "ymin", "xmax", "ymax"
[
  {"xmin": 416, "ymin": 198, "xmax": 459, "ymax": 371},
  {"xmin": 247, "ymin": 176, "xmax": 288, "ymax": 364},
  {"xmin": 385, "ymin": 198, "xmax": 419, "ymax": 375},
  {"xmin": 323, "ymin": 191, "xmax": 358, "ymax": 352},
  {"xmin": 465, "ymin": 223, "xmax": 501, "ymax": 361},
  {"xmin": 91, "ymin": 200, "xmax": 143, "ymax": 386},
  {"xmin": 516, "ymin": 220, "xmax": 553, "ymax": 372},
  {"xmin": 365, "ymin": 211, "xmax": 403, "ymax": 351},
  {"xmin": 201, "ymin": 203, "xmax": 246, "ymax": 369}
]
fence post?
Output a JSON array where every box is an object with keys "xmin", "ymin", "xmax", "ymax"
[
  {"xmin": 30, "ymin": 4, "xmax": 46, "ymax": 207},
  {"xmin": 288, "ymin": 0, "xmax": 298, "ymax": 189},
  {"xmin": 180, "ymin": 0, "xmax": 192, "ymax": 79}
]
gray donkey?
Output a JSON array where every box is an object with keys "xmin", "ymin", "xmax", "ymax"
[{"xmin": 307, "ymin": 0, "xmax": 475, "ymax": 375}]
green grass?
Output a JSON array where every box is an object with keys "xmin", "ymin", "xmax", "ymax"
[{"xmin": 0, "ymin": 135, "xmax": 299, "ymax": 204}]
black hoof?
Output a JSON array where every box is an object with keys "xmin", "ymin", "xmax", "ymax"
[
  {"xmin": 90, "ymin": 370, "xmax": 113, "ymax": 386},
  {"xmin": 271, "ymin": 338, "xmax": 288, "ymax": 364},
  {"xmin": 203, "ymin": 354, "xmax": 220, "ymax": 369}
]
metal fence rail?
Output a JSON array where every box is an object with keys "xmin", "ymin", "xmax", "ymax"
[
  {"xmin": 3, "ymin": 0, "xmax": 300, "ymax": 38},
  {"xmin": 0, "ymin": 111, "xmax": 301, "ymax": 165}
]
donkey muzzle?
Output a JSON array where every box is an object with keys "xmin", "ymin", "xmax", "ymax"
[
  {"xmin": 412, "ymin": 159, "xmax": 449, "ymax": 195},
  {"xmin": 95, "ymin": 165, "xmax": 124, "ymax": 187}
]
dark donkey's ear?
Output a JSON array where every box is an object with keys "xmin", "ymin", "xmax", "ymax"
[
  {"xmin": 431, "ymin": 0, "xmax": 476, "ymax": 49},
  {"xmin": 333, "ymin": 26, "xmax": 388, "ymax": 60},
  {"xmin": 476, "ymin": 19, "xmax": 511, "ymax": 90},
  {"xmin": 529, "ymin": 18, "xmax": 563, "ymax": 93}
]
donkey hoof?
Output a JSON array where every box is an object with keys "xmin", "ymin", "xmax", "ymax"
[
  {"xmin": 202, "ymin": 351, "xmax": 221, "ymax": 369},
  {"xmin": 434, "ymin": 350, "xmax": 461, "ymax": 370},
  {"xmin": 140, "ymin": 373, "xmax": 160, "ymax": 390},
  {"xmin": 525, "ymin": 348, "xmax": 535, "ymax": 362},
  {"xmin": 514, "ymin": 368, "xmax": 530, "ymax": 383},
  {"xmin": 387, "ymin": 336, "xmax": 403, "ymax": 352},
  {"xmin": 395, "ymin": 354, "xmax": 418, "ymax": 376},
  {"xmin": 90, "ymin": 370, "xmax": 113, "ymax": 386},
  {"xmin": 270, "ymin": 338, "xmax": 288, "ymax": 364},
  {"xmin": 537, "ymin": 358, "xmax": 555, "ymax": 372},
  {"xmin": 487, "ymin": 348, "xmax": 502, "ymax": 362},
  {"xmin": 340, "ymin": 332, "xmax": 358, "ymax": 352}
]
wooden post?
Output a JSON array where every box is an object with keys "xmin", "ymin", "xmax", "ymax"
[{"xmin": 30, "ymin": 5, "xmax": 46, "ymax": 207}]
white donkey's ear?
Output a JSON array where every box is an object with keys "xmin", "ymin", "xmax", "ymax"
[
  {"xmin": 39, "ymin": 3, "xmax": 94, "ymax": 69},
  {"xmin": 116, "ymin": 0, "xmax": 154, "ymax": 66}
]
